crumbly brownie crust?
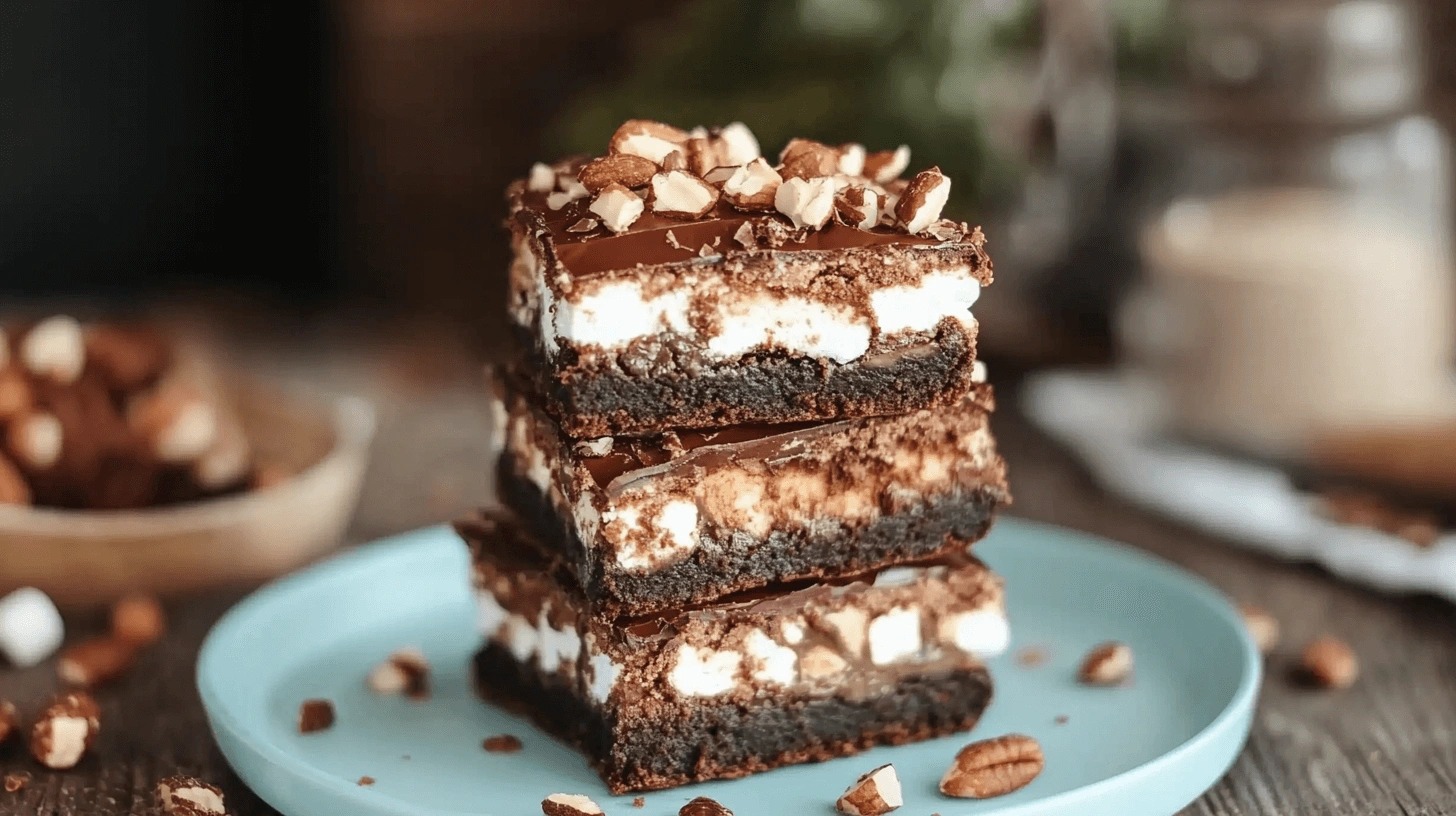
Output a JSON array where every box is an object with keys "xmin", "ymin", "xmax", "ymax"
[
  {"xmin": 473, "ymin": 643, "xmax": 993, "ymax": 793},
  {"xmin": 518, "ymin": 318, "xmax": 979, "ymax": 438}
]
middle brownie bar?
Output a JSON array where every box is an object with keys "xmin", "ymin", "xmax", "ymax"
[{"xmin": 496, "ymin": 372, "xmax": 1010, "ymax": 620}]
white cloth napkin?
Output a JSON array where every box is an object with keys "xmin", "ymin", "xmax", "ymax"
[{"xmin": 1022, "ymin": 369, "xmax": 1456, "ymax": 599}]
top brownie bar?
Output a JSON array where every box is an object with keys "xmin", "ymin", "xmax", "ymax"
[{"xmin": 507, "ymin": 120, "xmax": 994, "ymax": 438}]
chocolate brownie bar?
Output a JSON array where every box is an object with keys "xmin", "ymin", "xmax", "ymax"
[
  {"xmin": 495, "ymin": 369, "xmax": 1010, "ymax": 620},
  {"xmin": 507, "ymin": 120, "xmax": 993, "ymax": 438},
  {"xmin": 457, "ymin": 512, "xmax": 1008, "ymax": 794}
]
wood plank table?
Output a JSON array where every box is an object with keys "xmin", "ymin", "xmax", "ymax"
[{"xmin": 2, "ymin": 350, "xmax": 1453, "ymax": 815}]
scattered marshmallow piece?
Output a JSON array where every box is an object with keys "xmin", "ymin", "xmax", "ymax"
[
  {"xmin": 22, "ymin": 316, "xmax": 86, "ymax": 384},
  {"xmin": 0, "ymin": 587, "xmax": 65, "ymax": 668}
]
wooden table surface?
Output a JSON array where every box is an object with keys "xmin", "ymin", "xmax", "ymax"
[{"xmin": 2, "ymin": 344, "xmax": 1454, "ymax": 815}]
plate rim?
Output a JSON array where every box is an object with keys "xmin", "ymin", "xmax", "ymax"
[{"xmin": 197, "ymin": 518, "xmax": 1262, "ymax": 816}]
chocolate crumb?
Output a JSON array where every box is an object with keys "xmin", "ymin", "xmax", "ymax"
[
  {"xmin": 298, "ymin": 699, "xmax": 335, "ymax": 733},
  {"xmin": 1054, "ymin": 715, "xmax": 1069, "ymax": 725},
  {"xmin": 4, "ymin": 772, "xmax": 29, "ymax": 793},
  {"xmin": 483, "ymin": 734, "xmax": 523, "ymax": 753},
  {"xmin": 1015, "ymin": 645, "xmax": 1049, "ymax": 667},
  {"xmin": 633, "ymin": 797, "xmax": 646, "ymax": 808},
  {"xmin": 357, "ymin": 776, "xmax": 375, "ymax": 787}
]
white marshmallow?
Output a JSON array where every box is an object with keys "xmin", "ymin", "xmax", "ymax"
[{"xmin": 0, "ymin": 587, "xmax": 65, "ymax": 667}]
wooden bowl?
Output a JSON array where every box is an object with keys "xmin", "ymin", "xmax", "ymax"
[{"xmin": 0, "ymin": 381, "xmax": 376, "ymax": 607}]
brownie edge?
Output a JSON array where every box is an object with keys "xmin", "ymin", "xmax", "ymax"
[
  {"xmin": 524, "ymin": 317, "xmax": 978, "ymax": 438},
  {"xmin": 473, "ymin": 643, "xmax": 994, "ymax": 794}
]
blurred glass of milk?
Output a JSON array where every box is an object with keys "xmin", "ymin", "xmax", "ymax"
[{"xmin": 1128, "ymin": 188, "xmax": 1456, "ymax": 457}]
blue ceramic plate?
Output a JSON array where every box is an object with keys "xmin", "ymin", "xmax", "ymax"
[{"xmin": 198, "ymin": 518, "xmax": 1259, "ymax": 816}]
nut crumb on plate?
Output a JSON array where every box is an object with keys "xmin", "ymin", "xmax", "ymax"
[
  {"xmin": 1238, "ymin": 604, "xmax": 1280, "ymax": 653},
  {"xmin": 542, "ymin": 793, "xmax": 604, "ymax": 816},
  {"xmin": 483, "ymin": 734, "xmax": 523, "ymax": 753},
  {"xmin": 298, "ymin": 699, "xmax": 335, "ymax": 734},
  {"xmin": 367, "ymin": 647, "xmax": 430, "ymax": 700},
  {"xmin": 1015, "ymin": 645, "xmax": 1049, "ymax": 667},
  {"xmin": 112, "ymin": 594, "xmax": 167, "ymax": 645},
  {"xmin": 3, "ymin": 772, "xmax": 29, "ymax": 793},
  {"xmin": 357, "ymin": 776, "xmax": 375, "ymax": 787},
  {"xmin": 0, "ymin": 700, "xmax": 16, "ymax": 744},
  {"xmin": 1077, "ymin": 641, "xmax": 1133, "ymax": 685},
  {"xmin": 1300, "ymin": 636, "xmax": 1358, "ymax": 689},
  {"xmin": 837, "ymin": 763, "xmax": 902, "ymax": 815},
  {"xmin": 157, "ymin": 774, "xmax": 225, "ymax": 815},
  {"xmin": 29, "ymin": 691, "xmax": 101, "ymax": 770},
  {"xmin": 633, "ymin": 796, "xmax": 645, "ymax": 808},
  {"xmin": 940, "ymin": 734, "xmax": 1045, "ymax": 799},
  {"xmin": 57, "ymin": 636, "xmax": 138, "ymax": 688}
]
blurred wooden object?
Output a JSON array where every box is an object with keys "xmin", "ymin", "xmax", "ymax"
[
  {"xmin": 0, "ymin": 381, "xmax": 374, "ymax": 607},
  {"xmin": 334, "ymin": 0, "xmax": 683, "ymax": 333},
  {"xmin": 1312, "ymin": 423, "xmax": 1456, "ymax": 504}
]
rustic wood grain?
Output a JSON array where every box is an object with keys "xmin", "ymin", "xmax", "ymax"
[{"xmin": 2, "ymin": 355, "xmax": 1454, "ymax": 815}]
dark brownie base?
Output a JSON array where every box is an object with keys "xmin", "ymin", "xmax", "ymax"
[
  {"xmin": 473, "ymin": 643, "xmax": 994, "ymax": 794},
  {"xmin": 498, "ymin": 456, "xmax": 1008, "ymax": 620},
  {"xmin": 522, "ymin": 319, "xmax": 977, "ymax": 438}
]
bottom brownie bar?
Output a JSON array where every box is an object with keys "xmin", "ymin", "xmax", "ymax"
[{"xmin": 457, "ymin": 512, "xmax": 1009, "ymax": 793}]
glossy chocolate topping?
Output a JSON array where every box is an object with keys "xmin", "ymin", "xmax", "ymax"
[{"xmin": 519, "ymin": 190, "xmax": 949, "ymax": 278}]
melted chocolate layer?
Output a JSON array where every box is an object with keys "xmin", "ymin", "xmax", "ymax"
[{"xmin": 520, "ymin": 190, "xmax": 945, "ymax": 277}]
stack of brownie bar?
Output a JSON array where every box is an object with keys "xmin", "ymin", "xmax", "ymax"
[{"xmin": 455, "ymin": 119, "xmax": 1014, "ymax": 794}]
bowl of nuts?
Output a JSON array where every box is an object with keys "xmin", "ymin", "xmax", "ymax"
[{"xmin": 0, "ymin": 316, "xmax": 375, "ymax": 606}]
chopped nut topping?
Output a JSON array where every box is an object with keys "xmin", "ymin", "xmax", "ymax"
[
  {"xmin": 703, "ymin": 165, "xmax": 738, "ymax": 186},
  {"xmin": 894, "ymin": 167, "xmax": 951, "ymax": 234},
  {"xmin": 588, "ymin": 184, "xmax": 644, "ymax": 234},
  {"xmin": 838, "ymin": 143, "xmax": 867, "ymax": 176},
  {"xmin": 715, "ymin": 122, "xmax": 761, "ymax": 166},
  {"xmin": 779, "ymin": 138, "xmax": 840, "ymax": 180},
  {"xmin": 578, "ymin": 154, "xmax": 658, "ymax": 192},
  {"xmin": 723, "ymin": 158, "xmax": 782, "ymax": 212},
  {"xmin": 864, "ymin": 145, "xmax": 911, "ymax": 184},
  {"xmin": 834, "ymin": 186, "xmax": 881, "ymax": 230},
  {"xmin": 775, "ymin": 176, "xmax": 836, "ymax": 229},
  {"xmin": 651, "ymin": 171, "xmax": 720, "ymax": 219},
  {"xmin": 609, "ymin": 119, "xmax": 689, "ymax": 164}
]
